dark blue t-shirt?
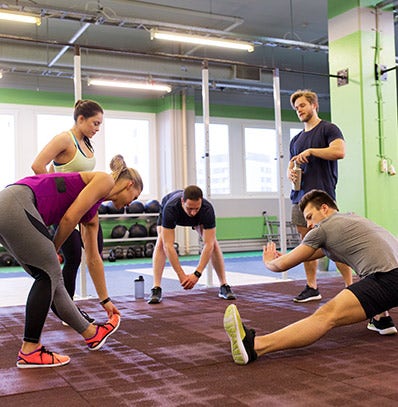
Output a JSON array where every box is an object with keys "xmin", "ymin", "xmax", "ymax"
[
  {"xmin": 159, "ymin": 190, "xmax": 216, "ymax": 229},
  {"xmin": 289, "ymin": 120, "xmax": 344, "ymax": 204}
]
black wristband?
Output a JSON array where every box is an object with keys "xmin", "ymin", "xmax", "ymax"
[
  {"xmin": 100, "ymin": 297, "xmax": 111, "ymax": 306},
  {"xmin": 194, "ymin": 270, "xmax": 202, "ymax": 278}
]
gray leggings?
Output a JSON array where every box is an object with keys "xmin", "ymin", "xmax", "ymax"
[{"xmin": 0, "ymin": 185, "xmax": 89, "ymax": 343}]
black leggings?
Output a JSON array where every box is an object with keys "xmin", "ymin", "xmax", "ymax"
[{"xmin": 61, "ymin": 225, "xmax": 103, "ymax": 299}]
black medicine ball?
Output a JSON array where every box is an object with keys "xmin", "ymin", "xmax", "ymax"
[
  {"xmin": 128, "ymin": 223, "xmax": 148, "ymax": 238},
  {"xmin": 144, "ymin": 199, "xmax": 160, "ymax": 213},
  {"xmin": 98, "ymin": 203, "xmax": 108, "ymax": 214},
  {"xmin": 111, "ymin": 225, "xmax": 129, "ymax": 239},
  {"xmin": 106, "ymin": 201, "xmax": 124, "ymax": 214},
  {"xmin": 126, "ymin": 200, "xmax": 145, "ymax": 214},
  {"xmin": 149, "ymin": 223, "xmax": 158, "ymax": 237}
]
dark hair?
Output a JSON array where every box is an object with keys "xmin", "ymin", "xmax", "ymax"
[
  {"xmin": 73, "ymin": 99, "xmax": 104, "ymax": 152},
  {"xmin": 290, "ymin": 89, "xmax": 319, "ymax": 111},
  {"xmin": 183, "ymin": 185, "xmax": 203, "ymax": 201},
  {"xmin": 299, "ymin": 189, "xmax": 339, "ymax": 213},
  {"xmin": 109, "ymin": 154, "xmax": 144, "ymax": 193}
]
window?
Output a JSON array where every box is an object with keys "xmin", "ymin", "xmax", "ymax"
[
  {"xmin": 0, "ymin": 114, "xmax": 15, "ymax": 189},
  {"xmin": 37, "ymin": 114, "xmax": 73, "ymax": 152},
  {"xmin": 195, "ymin": 123, "xmax": 230, "ymax": 195},
  {"xmin": 244, "ymin": 127, "xmax": 277, "ymax": 192},
  {"xmin": 290, "ymin": 127, "xmax": 302, "ymax": 141},
  {"xmin": 104, "ymin": 117, "xmax": 151, "ymax": 196}
]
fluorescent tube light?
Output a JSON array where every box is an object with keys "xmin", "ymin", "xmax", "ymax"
[
  {"xmin": 150, "ymin": 28, "xmax": 254, "ymax": 52},
  {"xmin": 88, "ymin": 79, "xmax": 171, "ymax": 93},
  {"xmin": 0, "ymin": 10, "xmax": 41, "ymax": 25}
]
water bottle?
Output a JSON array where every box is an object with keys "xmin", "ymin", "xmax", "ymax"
[
  {"xmin": 292, "ymin": 160, "xmax": 302, "ymax": 191},
  {"xmin": 134, "ymin": 275, "xmax": 145, "ymax": 299}
]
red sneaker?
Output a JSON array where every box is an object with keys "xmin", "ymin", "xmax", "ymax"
[
  {"xmin": 16, "ymin": 346, "xmax": 70, "ymax": 369},
  {"xmin": 85, "ymin": 314, "xmax": 121, "ymax": 351}
]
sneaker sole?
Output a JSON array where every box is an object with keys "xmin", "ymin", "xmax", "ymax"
[
  {"xmin": 218, "ymin": 293, "xmax": 237, "ymax": 300},
  {"xmin": 89, "ymin": 315, "xmax": 121, "ymax": 351},
  {"xmin": 147, "ymin": 297, "xmax": 162, "ymax": 304},
  {"xmin": 16, "ymin": 357, "xmax": 71, "ymax": 369},
  {"xmin": 293, "ymin": 294, "xmax": 322, "ymax": 303},
  {"xmin": 367, "ymin": 324, "xmax": 398, "ymax": 335},
  {"xmin": 223, "ymin": 304, "xmax": 249, "ymax": 365}
]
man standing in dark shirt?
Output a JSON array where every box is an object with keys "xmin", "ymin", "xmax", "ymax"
[
  {"xmin": 148, "ymin": 185, "xmax": 236, "ymax": 304},
  {"xmin": 288, "ymin": 89, "xmax": 352, "ymax": 303}
]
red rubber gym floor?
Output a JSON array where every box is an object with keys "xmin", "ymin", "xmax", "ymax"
[{"xmin": 1, "ymin": 277, "xmax": 398, "ymax": 406}]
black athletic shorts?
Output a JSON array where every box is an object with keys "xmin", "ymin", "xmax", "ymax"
[{"xmin": 347, "ymin": 268, "xmax": 398, "ymax": 318}]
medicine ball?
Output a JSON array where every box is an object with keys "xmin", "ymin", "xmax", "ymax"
[
  {"xmin": 144, "ymin": 242, "xmax": 155, "ymax": 257},
  {"xmin": 173, "ymin": 242, "xmax": 180, "ymax": 256},
  {"xmin": 149, "ymin": 223, "xmax": 158, "ymax": 237},
  {"xmin": 126, "ymin": 200, "xmax": 145, "ymax": 214},
  {"xmin": 106, "ymin": 201, "xmax": 124, "ymax": 215},
  {"xmin": 128, "ymin": 223, "xmax": 148, "ymax": 238},
  {"xmin": 111, "ymin": 224, "xmax": 129, "ymax": 239},
  {"xmin": 98, "ymin": 203, "xmax": 108, "ymax": 215},
  {"xmin": 126, "ymin": 247, "xmax": 136, "ymax": 259},
  {"xmin": 144, "ymin": 199, "xmax": 161, "ymax": 213}
]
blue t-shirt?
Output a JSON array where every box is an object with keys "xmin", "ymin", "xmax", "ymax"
[
  {"xmin": 289, "ymin": 120, "xmax": 344, "ymax": 204},
  {"xmin": 160, "ymin": 190, "xmax": 216, "ymax": 229}
]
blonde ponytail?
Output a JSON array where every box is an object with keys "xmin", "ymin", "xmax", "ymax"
[{"xmin": 109, "ymin": 155, "xmax": 144, "ymax": 192}]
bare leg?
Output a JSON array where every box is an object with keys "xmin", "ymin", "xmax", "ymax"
[
  {"xmin": 211, "ymin": 240, "xmax": 228, "ymax": 286},
  {"xmin": 303, "ymin": 259, "xmax": 318, "ymax": 288},
  {"xmin": 335, "ymin": 262, "xmax": 353, "ymax": 286},
  {"xmin": 296, "ymin": 225, "xmax": 318, "ymax": 289},
  {"xmin": 152, "ymin": 227, "xmax": 166, "ymax": 287},
  {"xmin": 254, "ymin": 289, "xmax": 367, "ymax": 356}
]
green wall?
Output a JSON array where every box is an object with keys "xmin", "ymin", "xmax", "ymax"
[{"xmin": 328, "ymin": 0, "xmax": 398, "ymax": 233}]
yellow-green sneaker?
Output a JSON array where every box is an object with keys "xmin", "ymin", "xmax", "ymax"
[{"xmin": 223, "ymin": 304, "xmax": 257, "ymax": 365}]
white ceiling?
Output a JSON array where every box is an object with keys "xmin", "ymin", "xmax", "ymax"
[{"xmin": 0, "ymin": 0, "xmax": 396, "ymax": 106}]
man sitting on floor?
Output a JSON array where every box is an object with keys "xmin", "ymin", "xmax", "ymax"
[{"xmin": 224, "ymin": 189, "xmax": 398, "ymax": 365}]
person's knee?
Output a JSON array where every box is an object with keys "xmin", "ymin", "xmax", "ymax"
[{"xmin": 311, "ymin": 302, "xmax": 339, "ymax": 329}]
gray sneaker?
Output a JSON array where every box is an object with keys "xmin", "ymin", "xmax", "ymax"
[
  {"xmin": 218, "ymin": 284, "xmax": 236, "ymax": 300},
  {"xmin": 147, "ymin": 286, "xmax": 162, "ymax": 304},
  {"xmin": 293, "ymin": 284, "xmax": 322, "ymax": 303}
]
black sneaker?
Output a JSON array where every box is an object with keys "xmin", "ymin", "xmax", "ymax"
[
  {"xmin": 147, "ymin": 286, "xmax": 162, "ymax": 304},
  {"xmin": 223, "ymin": 304, "xmax": 257, "ymax": 365},
  {"xmin": 367, "ymin": 316, "xmax": 398, "ymax": 335},
  {"xmin": 293, "ymin": 284, "xmax": 322, "ymax": 303},
  {"xmin": 218, "ymin": 284, "xmax": 236, "ymax": 300}
]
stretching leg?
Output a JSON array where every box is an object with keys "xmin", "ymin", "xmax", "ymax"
[{"xmin": 254, "ymin": 289, "xmax": 367, "ymax": 356}]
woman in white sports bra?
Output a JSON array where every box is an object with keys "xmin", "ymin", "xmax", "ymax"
[{"xmin": 32, "ymin": 99, "xmax": 104, "ymax": 324}]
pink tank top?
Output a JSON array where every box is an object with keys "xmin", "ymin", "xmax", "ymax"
[{"xmin": 14, "ymin": 173, "xmax": 102, "ymax": 225}]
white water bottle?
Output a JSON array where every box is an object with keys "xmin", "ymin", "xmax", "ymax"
[
  {"xmin": 292, "ymin": 160, "xmax": 302, "ymax": 191},
  {"xmin": 134, "ymin": 275, "xmax": 145, "ymax": 299}
]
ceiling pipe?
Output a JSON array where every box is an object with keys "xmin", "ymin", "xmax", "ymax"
[
  {"xmin": 48, "ymin": 22, "xmax": 90, "ymax": 67},
  {"xmin": 1, "ymin": 3, "xmax": 327, "ymax": 53}
]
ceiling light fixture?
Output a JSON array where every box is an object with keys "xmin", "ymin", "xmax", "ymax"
[
  {"xmin": 150, "ymin": 28, "xmax": 254, "ymax": 52},
  {"xmin": 88, "ymin": 78, "xmax": 172, "ymax": 93},
  {"xmin": 0, "ymin": 9, "xmax": 41, "ymax": 25}
]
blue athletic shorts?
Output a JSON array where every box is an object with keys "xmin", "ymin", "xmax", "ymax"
[{"xmin": 346, "ymin": 268, "xmax": 398, "ymax": 318}]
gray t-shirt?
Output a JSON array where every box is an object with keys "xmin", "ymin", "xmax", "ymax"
[{"xmin": 303, "ymin": 212, "xmax": 398, "ymax": 277}]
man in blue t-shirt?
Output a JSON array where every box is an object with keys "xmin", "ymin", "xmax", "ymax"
[
  {"xmin": 147, "ymin": 185, "xmax": 236, "ymax": 304},
  {"xmin": 288, "ymin": 89, "xmax": 352, "ymax": 303}
]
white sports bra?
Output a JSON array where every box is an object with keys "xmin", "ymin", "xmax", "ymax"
[{"xmin": 53, "ymin": 131, "xmax": 96, "ymax": 172}]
